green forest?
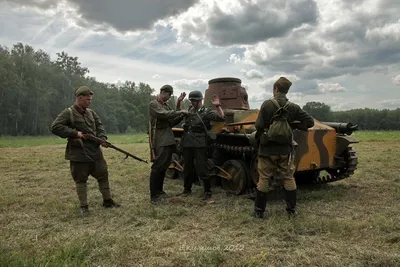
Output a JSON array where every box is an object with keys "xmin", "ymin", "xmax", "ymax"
[{"xmin": 1, "ymin": 42, "xmax": 399, "ymax": 136}]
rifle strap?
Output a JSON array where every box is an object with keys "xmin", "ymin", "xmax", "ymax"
[
  {"xmin": 195, "ymin": 109, "xmax": 209, "ymax": 134},
  {"xmin": 68, "ymin": 107, "xmax": 76, "ymax": 129}
]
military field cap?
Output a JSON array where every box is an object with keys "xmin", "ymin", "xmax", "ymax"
[
  {"xmin": 160, "ymin": 84, "xmax": 173, "ymax": 94},
  {"xmin": 275, "ymin": 77, "xmax": 292, "ymax": 91},
  {"xmin": 75, "ymin": 86, "xmax": 94, "ymax": 97}
]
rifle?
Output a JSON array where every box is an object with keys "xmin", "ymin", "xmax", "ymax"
[
  {"xmin": 148, "ymin": 120, "xmax": 156, "ymax": 162},
  {"xmin": 82, "ymin": 134, "xmax": 148, "ymax": 164}
]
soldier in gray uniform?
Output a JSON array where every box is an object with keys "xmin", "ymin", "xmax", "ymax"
[
  {"xmin": 148, "ymin": 85, "xmax": 188, "ymax": 204},
  {"xmin": 177, "ymin": 90, "xmax": 226, "ymax": 200},
  {"xmin": 51, "ymin": 86, "xmax": 120, "ymax": 215}
]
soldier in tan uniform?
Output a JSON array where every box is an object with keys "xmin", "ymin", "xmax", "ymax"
[
  {"xmin": 51, "ymin": 86, "xmax": 120, "ymax": 216},
  {"xmin": 253, "ymin": 77, "xmax": 314, "ymax": 218},
  {"xmin": 148, "ymin": 85, "xmax": 188, "ymax": 204}
]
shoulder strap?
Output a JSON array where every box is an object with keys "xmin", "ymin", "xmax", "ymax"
[
  {"xmin": 195, "ymin": 110, "xmax": 209, "ymax": 133},
  {"xmin": 271, "ymin": 99, "xmax": 292, "ymax": 109},
  {"xmin": 68, "ymin": 107, "xmax": 75, "ymax": 129},
  {"xmin": 282, "ymin": 100, "xmax": 291, "ymax": 109},
  {"xmin": 270, "ymin": 98, "xmax": 281, "ymax": 109}
]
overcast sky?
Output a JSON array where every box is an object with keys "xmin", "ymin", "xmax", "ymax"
[{"xmin": 0, "ymin": 0, "xmax": 399, "ymax": 110}]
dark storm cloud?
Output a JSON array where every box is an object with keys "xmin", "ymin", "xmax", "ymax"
[{"xmin": 1, "ymin": 0, "xmax": 199, "ymax": 32}]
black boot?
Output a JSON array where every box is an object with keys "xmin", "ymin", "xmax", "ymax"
[
  {"xmin": 253, "ymin": 189, "xmax": 267, "ymax": 219},
  {"xmin": 285, "ymin": 189, "xmax": 297, "ymax": 217},
  {"xmin": 103, "ymin": 198, "xmax": 121, "ymax": 208},
  {"xmin": 202, "ymin": 191, "xmax": 212, "ymax": 200},
  {"xmin": 157, "ymin": 191, "xmax": 170, "ymax": 199}
]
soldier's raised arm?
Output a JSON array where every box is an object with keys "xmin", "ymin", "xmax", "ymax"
[{"xmin": 204, "ymin": 94, "xmax": 226, "ymax": 121}]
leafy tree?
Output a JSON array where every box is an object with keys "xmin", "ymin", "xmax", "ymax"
[{"xmin": 303, "ymin": 102, "xmax": 334, "ymax": 121}]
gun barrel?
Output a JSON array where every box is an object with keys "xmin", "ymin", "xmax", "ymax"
[
  {"xmin": 83, "ymin": 134, "xmax": 148, "ymax": 163},
  {"xmin": 322, "ymin": 122, "xmax": 358, "ymax": 135}
]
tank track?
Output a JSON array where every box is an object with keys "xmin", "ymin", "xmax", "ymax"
[
  {"xmin": 213, "ymin": 143, "xmax": 256, "ymax": 157},
  {"xmin": 313, "ymin": 147, "xmax": 358, "ymax": 184},
  {"xmin": 212, "ymin": 144, "xmax": 358, "ymax": 185}
]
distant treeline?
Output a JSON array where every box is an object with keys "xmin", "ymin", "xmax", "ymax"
[
  {"xmin": 0, "ymin": 42, "xmax": 399, "ymax": 136},
  {"xmin": 302, "ymin": 102, "xmax": 400, "ymax": 130}
]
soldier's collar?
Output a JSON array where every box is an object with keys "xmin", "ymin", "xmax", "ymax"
[
  {"xmin": 273, "ymin": 92, "xmax": 288, "ymax": 100},
  {"xmin": 190, "ymin": 105, "xmax": 206, "ymax": 112},
  {"xmin": 74, "ymin": 104, "xmax": 87, "ymax": 115},
  {"xmin": 156, "ymin": 96, "xmax": 164, "ymax": 105}
]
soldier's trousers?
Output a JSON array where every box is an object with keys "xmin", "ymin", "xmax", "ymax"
[
  {"xmin": 150, "ymin": 145, "xmax": 174, "ymax": 198},
  {"xmin": 69, "ymin": 159, "xmax": 111, "ymax": 207},
  {"xmin": 257, "ymin": 155, "xmax": 296, "ymax": 193},
  {"xmin": 183, "ymin": 147, "xmax": 211, "ymax": 192}
]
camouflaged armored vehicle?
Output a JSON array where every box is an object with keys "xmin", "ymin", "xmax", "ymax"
[{"xmin": 168, "ymin": 77, "xmax": 359, "ymax": 195}]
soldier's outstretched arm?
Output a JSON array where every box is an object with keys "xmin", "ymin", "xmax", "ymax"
[
  {"xmin": 295, "ymin": 106, "xmax": 315, "ymax": 130},
  {"xmin": 169, "ymin": 112, "xmax": 186, "ymax": 126},
  {"xmin": 50, "ymin": 109, "xmax": 78, "ymax": 138},
  {"xmin": 149, "ymin": 101, "xmax": 186, "ymax": 120}
]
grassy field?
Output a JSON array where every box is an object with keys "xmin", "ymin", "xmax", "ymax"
[{"xmin": 1, "ymin": 131, "xmax": 400, "ymax": 266}]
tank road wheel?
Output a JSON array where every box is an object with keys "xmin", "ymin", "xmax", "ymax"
[{"xmin": 221, "ymin": 160, "xmax": 249, "ymax": 195}]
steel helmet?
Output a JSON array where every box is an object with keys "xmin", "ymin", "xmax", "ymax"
[
  {"xmin": 188, "ymin": 90, "xmax": 203, "ymax": 101},
  {"xmin": 160, "ymin": 84, "xmax": 173, "ymax": 94}
]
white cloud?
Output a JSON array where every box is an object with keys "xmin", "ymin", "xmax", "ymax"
[
  {"xmin": 171, "ymin": 78, "xmax": 208, "ymax": 91},
  {"xmin": 248, "ymin": 92, "xmax": 272, "ymax": 103},
  {"xmin": 227, "ymin": 53, "xmax": 242, "ymax": 64},
  {"xmin": 240, "ymin": 69, "xmax": 264, "ymax": 80},
  {"xmin": 392, "ymin": 74, "xmax": 400, "ymax": 86},
  {"xmin": 287, "ymin": 92, "xmax": 304, "ymax": 102},
  {"xmin": 317, "ymin": 83, "xmax": 346, "ymax": 93}
]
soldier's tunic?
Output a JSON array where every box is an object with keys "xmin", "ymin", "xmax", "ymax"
[
  {"xmin": 51, "ymin": 104, "xmax": 111, "ymax": 207},
  {"xmin": 181, "ymin": 106, "xmax": 225, "ymax": 193},
  {"xmin": 149, "ymin": 97, "xmax": 185, "ymax": 199},
  {"xmin": 255, "ymin": 93, "xmax": 314, "ymax": 192}
]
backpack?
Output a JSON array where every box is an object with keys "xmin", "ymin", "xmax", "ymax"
[{"xmin": 265, "ymin": 99, "xmax": 293, "ymax": 145}]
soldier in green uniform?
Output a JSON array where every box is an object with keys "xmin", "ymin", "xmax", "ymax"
[
  {"xmin": 177, "ymin": 90, "xmax": 226, "ymax": 200},
  {"xmin": 51, "ymin": 86, "xmax": 120, "ymax": 215},
  {"xmin": 253, "ymin": 77, "xmax": 314, "ymax": 218},
  {"xmin": 148, "ymin": 85, "xmax": 188, "ymax": 204}
]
